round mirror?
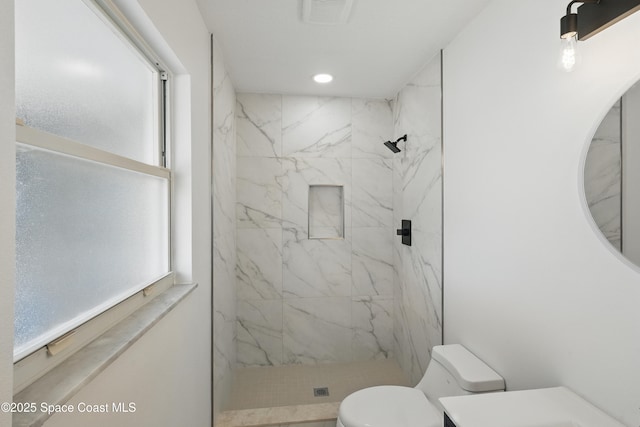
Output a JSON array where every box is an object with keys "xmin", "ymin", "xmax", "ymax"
[{"xmin": 584, "ymin": 81, "xmax": 640, "ymax": 265}]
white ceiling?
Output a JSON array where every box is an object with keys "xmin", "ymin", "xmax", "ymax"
[{"xmin": 196, "ymin": 0, "xmax": 491, "ymax": 99}]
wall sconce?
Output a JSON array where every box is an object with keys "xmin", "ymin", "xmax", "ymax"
[{"xmin": 559, "ymin": 0, "xmax": 640, "ymax": 72}]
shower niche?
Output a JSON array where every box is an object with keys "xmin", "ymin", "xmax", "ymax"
[{"xmin": 308, "ymin": 185, "xmax": 344, "ymax": 239}]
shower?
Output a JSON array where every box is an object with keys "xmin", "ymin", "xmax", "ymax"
[{"xmin": 384, "ymin": 134, "xmax": 407, "ymax": 153}]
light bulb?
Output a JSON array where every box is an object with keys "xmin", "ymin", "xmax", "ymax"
[{"xmin": 558, "ymin": 35, "xmax": 580, "ymax": 72}]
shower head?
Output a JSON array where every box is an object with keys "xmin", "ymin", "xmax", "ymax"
[
  {"xmin": 384, "ymin": 140, "xmax": 401, "ymax": 153},
  {"xmin": 383, "ymin": 134, "xmax": 407, "ymax": 153}
]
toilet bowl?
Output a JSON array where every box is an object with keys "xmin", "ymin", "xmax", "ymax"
[{"xmin": 336, "ymin": 344, "xmax": 505, "ymax": 427}]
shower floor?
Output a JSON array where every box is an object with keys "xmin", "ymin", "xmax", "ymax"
[{"xmin": 218, "ymin": 358, "xmax": 410, "ymax": 427}]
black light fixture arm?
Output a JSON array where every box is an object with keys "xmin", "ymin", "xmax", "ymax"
[
  {"xmin": 566, "ymin": 0, "xmax": 599, "ymax": 16},
  {"xmin": 561, "ymin": 0, "xmax": 640, "ymax": 41},
  {"xmin": 561, "ymin": 0, "xmax": 600, "ymax": 39},
  {"xmin": 396, "ymin": 134, "xmax": 407, "ymax": 143}
]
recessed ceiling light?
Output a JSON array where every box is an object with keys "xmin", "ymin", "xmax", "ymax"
[{"xmin": 313, "ymin": 73, "xmax": 333, "ymax": 84}]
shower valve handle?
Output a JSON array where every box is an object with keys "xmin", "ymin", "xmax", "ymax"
[{"xmin": 396, "ymin": 220, "xmax": 412, "ymax": 246}]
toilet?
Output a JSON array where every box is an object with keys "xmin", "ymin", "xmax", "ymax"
[{"xmin": 336, "ymin": 344, "xmax": 505, "ymax": 427}]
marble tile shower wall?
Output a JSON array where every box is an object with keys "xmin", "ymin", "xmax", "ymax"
[
  {"xmin": 392, "ymin": 55, "xmax": 443, "ymax": 385},
  {"xmin": 213, "ymin": 38, "xmax": 237, "ymax": 418},
  {"xmin": 236, "ymin": 94, "xmax": 395, "ymax": 366},
  {"xmin": 584, "ymin": 100, "xmax": 621, "ymax": 250}
]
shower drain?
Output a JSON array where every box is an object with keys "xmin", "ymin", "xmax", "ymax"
[{"xmin": 313, "ymin": 387, "xmax": 329, "ymax": 397}]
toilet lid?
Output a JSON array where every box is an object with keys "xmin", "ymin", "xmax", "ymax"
[{"xmin": 338, "ymin": 386, "xmax": 442, "ymax": 427}]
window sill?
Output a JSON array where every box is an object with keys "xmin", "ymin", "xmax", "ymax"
[{"xmin": 12, "ymin": 283, "xmax": 197, "ymax": 427}]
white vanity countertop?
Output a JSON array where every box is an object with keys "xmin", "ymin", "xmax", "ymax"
[{"xmin": 440, "ymin": 386, "xmax": 625, "ymax": 427}]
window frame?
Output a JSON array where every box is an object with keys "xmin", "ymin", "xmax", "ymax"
[{"xmin": 13, "ymin": 0, "xmax": 174, "ymax": 393}]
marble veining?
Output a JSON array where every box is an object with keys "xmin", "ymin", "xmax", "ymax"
[
  {"xmin": 233, "ymin": 77, "xmax": 443, "ymax": 385},
  {"xmin": 352, "ymin": 227, "xmax": 393, "ymax": 297},
  {"xmin": 352, "ymin": 98, "xmax": 394, "ymax": 159},
  {"xmin": 392, "ymin": 54, "xmax": 443, "ymax": 385},
  {"xmin": 281, "ymin": 157, "xmax": 351, "ymax": 233},
  {"xmin": 282, "ymin": 227, "xmax": 352, "ymax": 298},
  {"xmin": 352, "ymin": 159, "xmax": 393, "ymax": 227},
  {"xmin": 237, "ymin": 93, "xmax": 282, "ymax": 158},
  {"xmin": 352, "ymin": 296, "xmax": 394, "ymax": 361},
  {"xmin": 395, "ymin": 303, "xmax": 434, "ymax": 385},
  {"xmin": 235, "ymin": 92, "xmax": 398, "ymax": 369},
  {"xmin": 283, "ymin": 297, "xmax": 352, "ymax": 364},
  {"xmin": 584, "ymin": 100, "xmax": 621, "ymax": 249},
  {"xmin": 403, "ymin": 231, "xmax": 442, "ymax": 334},
  {"xmin": 236, "ymin": 228, "xmax": 282, "ymax": 300},
  {"xmin": 396, "ymin": 86, "xmax": 441, "ymax": 160},
  {"xmin": 282, "ymin": 96, "xmax": 352, "ymax": 158},
  {"xmin": 237, "ymin": 299, "xmax": 283, "ymax": 367},
  {"xmin": 237, "ymin": 157, "xmax": 283, "ymax": 229}
]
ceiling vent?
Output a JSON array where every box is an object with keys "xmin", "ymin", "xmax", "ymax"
[{"xmin": 302, "ymin": 0, "xmax": 354, "ymax": 25}]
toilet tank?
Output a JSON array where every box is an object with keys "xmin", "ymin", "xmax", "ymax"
[{"xmin": 416, "ymin": 344, "xmax": 504, "ymax": 410}]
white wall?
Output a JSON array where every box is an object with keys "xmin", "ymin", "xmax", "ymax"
[
  {"xmin": 41, "ymin": 0, "xmax": 213, "ymax": 425},
  {"xmin": 0, "ymin": 0, "xmax": 15, "ymax": 425},
  {"xmin": 443, "ymin": 1, "xmax": 640, "ymax": 425}
]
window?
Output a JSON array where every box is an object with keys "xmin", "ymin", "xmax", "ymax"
[{"xmin": 14, "ymin": 0, "xmax": 171, "ymax": 364}]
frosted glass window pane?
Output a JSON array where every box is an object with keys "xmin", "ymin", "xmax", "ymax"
[
  {"xmin": 15, "ymin": 145, "xmax": 169, "ymax": 358},
  {"xmin": 309, "ymin": 185, "xmax": 344, "ymax": 239},
  {"xmin": 15, "ymin": 0, "xmax": 157, "ymax": 164}
]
